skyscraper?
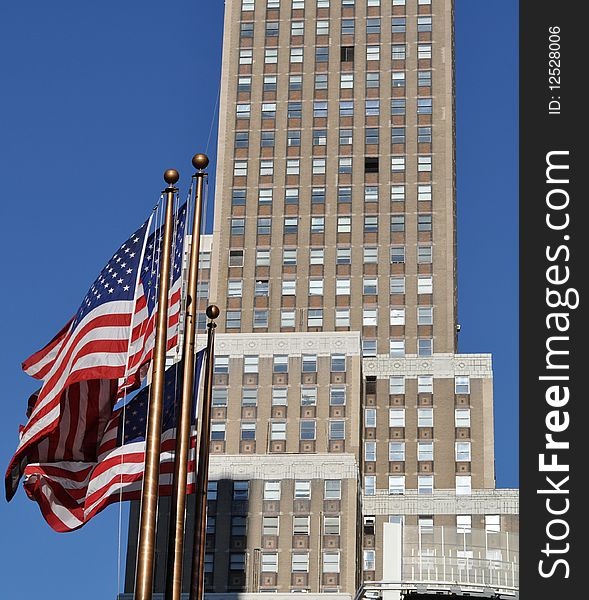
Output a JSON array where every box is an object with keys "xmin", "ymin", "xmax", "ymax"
[{"xmin": 123, "ymin": 1, "xmax": 518, "ymax": 598}]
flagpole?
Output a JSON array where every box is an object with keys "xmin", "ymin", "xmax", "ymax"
[
  {"xmin": 189, "ymin": 304, "xmax": 219, "ymax": 600},
  {"xmin": 134, "ymin": 169, "xmax": 180, "ymax": 600},
  {"xmin": 164, "ymin": 153, "xmax": 209, "ymax": 600}
]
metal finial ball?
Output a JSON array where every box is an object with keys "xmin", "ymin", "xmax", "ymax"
[
  {"xmin": 192, "ymin": 153, "xmax": 209, "ymax": 171},
  {"xmin": 206, "ymin": 305, "xmax": 220, "ymax": 320},
  {"xmin": 164, "ymin": 169, "xmax": 180, "ymax": 185}
]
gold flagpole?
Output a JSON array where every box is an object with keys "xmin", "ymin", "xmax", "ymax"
[
  {"xmin": 164, "ymin": 153, "xmax": 209, "ymax": 600},
  {"xmin": 189, "ymin": 305, "xmax": 219, "ymax": 600},
  {"xmin": 134, "ymin": 169, "xmax": 180, "ymax": 600}
]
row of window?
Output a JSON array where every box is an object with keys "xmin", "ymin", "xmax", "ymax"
[
  {"xmin": 365, "ymin": 440, "xmax": 473, "ymax": 462},
  {"xmin": 242, "ymin": 0, "xmax": 431, "ymax": 10},
  {"xmin": 211, "ymin": 418, "xmax": 348, "ymax": 441},
  {"xmin": 228, "ymin": 245, "xmax": 432, "ymax": 267},
  {"xmin": 365, "ymin": 474, "xmax": 474, "ymax": 496},
  {"xmin": 365, "ymin": 406, "xmax": 471, "ymax": 427},
  {"xmin": 236, "ymin": 127, "xmax": 432, "ymax": 150},
  {"xmin": 388, "ymin": 375, "xmax": 471, "ymax": 395},
  {"xmin": 212, "ymin": 385, "xmax": 347, "ymax": 407},
  {"xmin": 236, "ymin": 99, "xmax": 432, "ymax": 119},
  {"xmin": 232, "ymin": 185, "xmax": 434, "ymax": 207},
  {"xmin": 207, "ymin": 479, "xmax": 342, "ymax": 500}
]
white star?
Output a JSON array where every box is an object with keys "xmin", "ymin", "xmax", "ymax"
[
  {"xmin": 124, "ymin": 248, "xmax": 130, "ymax": 254},
  {"xmin": 126, "ymin": 269, "xmax": 132, "ymax": 274},
  {"xmin": 124, "ymin": 285, "xmax": 130, "ymax": 291},
  {"xmin": 117, "ymin": 279, "xmax": 123, "ymax": 284},
  {"xmin": 129, "ymin": 252, "xmax": 135, "ymax": 258},
  {"xmin": 133, "ymin": 237, "xmax": 139, "ymax": 243},
  {"xmin": 108, "ymin": 288, "xmax": 114, "ymax": 294}
]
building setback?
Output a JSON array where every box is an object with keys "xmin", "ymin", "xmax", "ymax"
[{"xmin": 123, "ymin": 1, "xmax": 518, "ymax": 598}]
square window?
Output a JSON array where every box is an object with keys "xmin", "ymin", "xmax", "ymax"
[
  {"xmin": 417, "ymin": 407, "xmax": 433, "ymax": 427},
  {"xmin": 418, "ymin": 475, "xmax": 434, "ymax": 495},
  {"xmin": 263, "ymin": 481, "xmax": 281, "ymax": 500},
  {"xmin": 389, "ymin": 441, "xmax": 405, "ymax": 461},
  {"xmin": 389, "ymin": 408, "xmax": 405, "ymax": 427},
  {"xmin": 456, "ymin": 476, "xmax": 472, "ymax": 495},
  {"xmin": 300, "ymin": 420, "xmax": 316, "ymax": 440},
  {"xmin": 325, "ymin": 479, "xmax": 341, "ymax": 499},
  {"xmin": 455, "ymin": 408, "xmax": 471, "ymax": 427},
  {"xmin": 295, "ymin": 480, "xmax": 311, "ymax": 498},
  {"xmin": 329, "ymin": 420, "xmax": 345, "ymax": 440},
  {"xmin": 389, "ymin": 376, "xmax": 405, "ymax": 395},
  {"xmin": 389, "ymin": 475, "xmax": 405, "ymax": 495},
  {"xmin": 418, "ymin": 376, "xmax": 433, "ymax": 393},
  {"xmin": 364, "ymin": 475, "xmax": 376, "ymax": 496},
  {"xmin": 456, "ymin": 441, "xmax": 471, "ymax": 462},
  {"xmin": 272, "ymin": 387, "xmax": 288, "ymax": 406}
]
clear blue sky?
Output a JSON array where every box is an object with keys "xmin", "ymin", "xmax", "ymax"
[{"xmin": 0, "ymin": 1, "xmax": 517, "ymax": 597}]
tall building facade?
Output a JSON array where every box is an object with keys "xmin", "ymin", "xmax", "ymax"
[{"xmin": 123, "ymin": 1, "xmax": 518, "ymax": 598}]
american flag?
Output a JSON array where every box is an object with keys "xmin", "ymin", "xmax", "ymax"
[
  {"xmin": 21, "ymin": 351, "xmax": 205, "ymax": 532},
  {"xmin": 5, "ymin": 203, "xmax": 188, "ymax": 505}
]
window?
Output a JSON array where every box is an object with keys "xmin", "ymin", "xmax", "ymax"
[
  {"xmin": 366, "ymin": 18, "xmax": 380, "ymax": 34},
  {"xmin": 364, "ymin": 475, "xmax": 376, "ymax": 496},
  {"xmin": 307, "ymin": 309, "xmax": 323, "ymax": 327},
  {"xmin": 288, "ymin": 102, "xmax": 302, "ymax": 119},
  {"xmin": 389, "ymin": 441, "xmax": 405, "ymax": 461},
  {"xmin": 364, "ymin": 216, "xmax": 378, "ymax": 233},
  {"xmin": 244, "ymin": 355, "xmax": 259, "ymax": 373},
  {"xmin": 263, "ymin": 516, "xmax": 279, "ymax": 535},
  {"xmin": 418, "ymin": 408, "xmax": 433, "ymax": 427},
  {"xmin": 365, "ymin": 408, "xmax": 377, "ymax": 428},
  {"xmin": 287, "ymin": 130, "xmax": 301, "ymax": 147},
  {"xmin": 316, "ymin": 20, "xmax": 329, "ymax": 35},
  {"xmin": 339, "ymin": 100, "xmax": 354, "ymax": 117},
  {"xmin": 313, "ymin": 158, "xmax": 327, "ymax": 175},
  {"xmin": 391, "ymin": 98, "xmax": 406, "ymax": 115},
  {"xmin": 417, "ymin": 99, "xmax": 433, "ymax": 116},
  {"xmin": 338, "ymin": 157, "xmax": 352, "ymax": 174},
  {"xmin": 389, "ymin": 408, "xmax": 405, "ymax": 427},
  {"xmin": 336, "ymin": 247, "xmax": 351, "ymax": 264},
  {"xmin": 283, "ymin": 248, "xmax": 297, "ymax": 265},
  {"xmin": 392, "ymin": 44, "xmax": 406, "ymax": 60},
  {"xmin": 392, "ymin": 17, "xmax": 406, "ymax": 33},
  {"xmin": 315, "ymin": 73, "xmax": 328, "ymax": 89},
  {"xmin": 207, "ymin": 480, "xmax": 218, "ymax": 500},
  {"xmin": 324, "ymin": 516, "xmax": 340, "ymax": 535},
  {"xmin": 389, "ymin": 475, "xmax": 405, "ymax": 495},
  {"xmin": 316, "ymin": 46, "xmax": 329, "ymax": 62},
  {"xmin": 301, "ymin": 386, "xmax": 317, "ymax": 405},
  {"xmin": 362, "ymin": 339, "xmax": 377, "ymax": 357},
  {"xmin": 230, "ymin": 553, "xmax": 246, "ymax": 571},
  {"xmin": 292, "ymin": 0, "xmax": 305, "ymax": 8},
  {"xmin": 418, "ymin": 185, "xmax": 432, "ymax": 201},
  {"xmin": 389, "ymin": 376, "xmax": 405, "ymax": 395},
  {"xmin": 233, "ymin": 161, "xmax": 248, "ymax": 177},
  {"xmin": 392, "ymin": 71, "xmax": 405, "ymax": 87},
  {"xmin": 457, "ymin": 515, "xmax": 472, "ymax": 534},
  {"xmin": 313, "ymin": 101, "xmax": 328, "ymax": 118},
  {"xmin": 418, "ymin": 306, "xmax": 433, "ymax": 325},
  {"xmin": 363, "ymin": 550, "xmax": 376, "ymax": 571},
  {"xmin": 419, "ymin": 517, "xmax": 434, "ymax": 534},
  {"xmin": 272, "ymin": 387, "xmax": 288, "ymax": 406},
  {"xmin": 363, "ymin": 277, "xmax": 378, "ymax": 295},
  {"xmin": 240, "ymin": 22, "xmax": 254, "ymax": 38},
  {"xmin": 233, "ymin": 481, "xmax": 249, "ymax": 500},
  {"xmin": 261, "ymin": 553, "xmax": 278, "ymax": 572},
  {"xmin": 418, "ymin": 44, "xmax": 432, "ymax": 60},
  {"xmin": 231, "ymin": 515, "xmax": 246, "ymax": 536},
  {"xmin": 391, "ymin": 246, "xmax": 405, "ymax": 263},
  {"xmin": 295, "ymin": 480, "xmax": 311, "ymax": 498},
  {"xmin": 391, "ymin": 215, "xmax": 405, "ymax": 232},
  {"xmin": 282, "ymin": 279, "xmax": 296, "ymax": 296},
  {"xmin": 456, "ymin": 475, "xmax": 472, "ymax": 495},
  {"xmin": 455, "ymin": 408, "xmax": 471, "ymax": 428},
  {"xmin": 313, "ymin": 129, "xmax": 327, "ymax": 146},
  {"xmin": 257, "ymin": 189, "xmax": 272, "ymax": 205},
  {"xmin": 289, "ymin": 75, "xmax": 303, "ymax": 91},
  {"xmin": 294, "ymin": 516, "xmax": 310, "ymax": 535},
  {"xmin": 418, "ymin": 276, "xmax": 433, "ymax": 294},
  {"xmin": 391, "ymin": 156, "xmax": 405, "ymax": 172},
  {"xmin": 281, "ymin": 309, "xmax": 295, "ymax": 328},
  {"xmin": 214, "ymin": 356, "xmax": 229, "ymax": 374},
  {"xmin": 284, "ymin": 217, "xmax": 299, "ymax": 234},
  {"xmin": 266, "ymin": 22, "xmax": 280, "ymax": 37},
  {"xmin": 255, "ymin": 280, "xmax": 269, "ymax": 297},
  {"xmin": 300, "ymin": 420, "xmax": 316, "ymax": 440},
  {"xmin": 418, "ymin": 475, "xmax": 434, "ymax": 495},
  {"xmin": 290, "ymin": 47, "xmax": 304, "ymax": 63},
  {"xmin": 455, "ymin": 376, "xmax": 470, "ymax": 394},
  {"xmin": 417, "ymin": 338, "xmax": 433, "ymax": 356},
  {"xmin": 212, "ymin": 388, "xmax": 228, "ymax": 407},
  {"xmin": 418, "ymin": 245, "xmax": 432, "ymax": 263},
  {"xmin": 261, "ymin": 131, "xmax": 275, "ymax": 148},
  {"xmin": 330, "ymin": 386, "xmax": 346, "ymax": 405},
  {"xmin": 273, "ymin": 355, "xmax": 289, "ymax": 373},
  {"xmin": 335, "ymin": 308, "xmax": 350, "ymax": 327},
  {"xmin": 309, "ymin": 278, "xmax": 324, "ymax": 295},
  {"xmin": 418, "ymin": 71, "xmax": 432, "ymax": 88},
  {"xmin": 235, "ymin": 132, "xmax": 249, "ymax": 148},
  {"xmin": 231, "ymin": 218, "xmax": 245, "ymax": 236},
  {"xmin": 264, "ymin": 480, "xmax": 281, "ymax": 500},
  {"xmin": 390, "ymin": 308, "xmax": 405, "ymax": 325},
  {"xmin": 365, "ymin": 99, "xmax": 380, "ymax": 116},
  {"xmin": 418, "ymin": 375, "xmax": 433, "ymax": 393},
  {"xmin": 309, "ymin": 248, "xmax": 324, "ymax": 265},
  {"xmin": 329, "ymin": 420, "xmax": 345, "ymax": 440},
  {"xmin": 337, "ymin": 216, "xmax": 352, "ymax": 233},
  {"xmin": 364, "ymin": 246, "xmax": 378, "ymax": 263},
  {"xmin": 323, "ymin": 552, "xmax": 340, "ymax": 573},
  {"xmin": 331, "ymin": 354, "xmax": 346, "ymax": 372},
  {"xmin": 391, "ymin": 127, "xmax": 405, "ymax": 145},
  {"xmin": 226, "ymin": 310, "xmax": 241, "ymax": 328},
  {"xmin": 341, "ymin": 19, "xmax": 354, "ymax": 36},
  {"xmin": 227, "ymin": 280, "xmax": 243, "ymax": 298},
  {"xmin": 456, "ymin": 442, "xmax": 471, "ymax": 462},
  {"xmin": 325, "ymin": 479, "xmax": 341, "ymax": 499},
  {"xmin": 366, "ymin": 72, "xmax": 380, "ymax": 88},
  {"xmin": 263, "ymin": 75, "xmax": 277, "ymax": 91},
  {"xmin": 366, "ymin": 46, "xmax": 380, "ymax": 61},
  {"xmin": 417, "ymin": 156, "xmax": 432, "ymax": 173},
  {"xmin": 241, "ymin": 422, "xmax": 256, "ymax": 440},
  {"xmin": 265, "ymin": 48, "xmax": 278, "ymax": 64},
  {"xmin": 285, "ymin": 188, "xmax": 299, "ymax": 204},
  {"xmin": 291, "ymin": 21, "xmax": 304, "ymax": 36},
  {"xmin": 389, "ymin": 339, "xmax": 405, "ymax": 357},
  {"xmin": 339, "ymin": 129, "xmax": 353, "ymax": 145},
  {"xmin": 261, "ymin": 103, "xmax": 276, "ymax": 121},
  {"xmin": 340, "ymin": 73, "xmax": 354, "ymax": 89},
  {"xmin": 486, "ymin": 515, "xmax": 501, "ymax": 533},
  {"xmin": 291, "ymin": 354, "xmax": 314, "ymax": 376},
  {"xmin": 239, "ymin": 49, "xmax": 253, "ymax": 65},
  {"xmin": 257, "ymin": 216, "xmax": 272, "ymax": 234},
  {"xmin": 418, "ymin": 441, "xmax": 433, "ymax": 461},
  {"xmin": 242, "ymin": 388, "xmax": 258, "ymax": 406},
  {"xmin": 418, "ymin": 16, "xmax": 432, "ymax": 32},
  {"xmin": 390, "ymin": 276, "xmax": 405, "ymax": 294},
  {"xmin": 365, "ymin": 441, "xmax": 376, "ymax": 462}
]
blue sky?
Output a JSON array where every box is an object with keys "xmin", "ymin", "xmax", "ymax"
[{"xmin": 0, "ymin": 1, "xmax": 517, "ymax": 597}]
